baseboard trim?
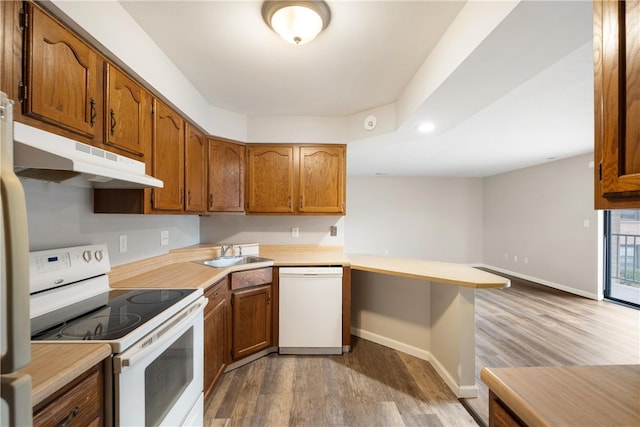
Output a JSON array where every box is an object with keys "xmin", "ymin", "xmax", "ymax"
[
  {"xmin": 351, "ymin": 327, "xmax": 478, "ymax": 398},
  {"xmin": 351, "ymin": 327, "xmax": 430, "ymax": 361},
  {"xmin": 474, "ymin": 264, "xmax": 602, "ymax": 300}
]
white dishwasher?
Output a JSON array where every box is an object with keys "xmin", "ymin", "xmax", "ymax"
[{"xmin": 279, "ymin": 266, "xmax": 343, "ymax": 355}]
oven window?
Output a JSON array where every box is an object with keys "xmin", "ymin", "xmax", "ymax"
[{"xmin": 145, "ymin": 327, "xmax": 194, "ymax": 427}]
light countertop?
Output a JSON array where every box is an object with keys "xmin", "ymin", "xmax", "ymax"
[
  {"xmin": 111, "ymin": 245, "xmax": 508, "ymax": 289},
  {"xmin": 21, "ymin": 343, "xmax": 112, "ymax": 407},
  {"xmin": 348, "ymin": 254, "xmax": 509, "ymax": 289},
  {"xmin": 481, "ymin": 365, "xmax": 640, "ymax": 427}
]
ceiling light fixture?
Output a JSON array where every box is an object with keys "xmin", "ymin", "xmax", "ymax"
[{"xmin": 262, "ymin": 1, "xmax": 331, "ymax": 45}]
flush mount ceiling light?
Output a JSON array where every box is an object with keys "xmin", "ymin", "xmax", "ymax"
[{"xmin": 262, "ymin": 1, "xmax": 331, "ymax": 45}]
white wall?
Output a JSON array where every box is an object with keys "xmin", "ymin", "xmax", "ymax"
[
  {"xmin": 199, "ymin": 215, "xmax": 344, "ymax": 246},
  {"xmin": 344, "ymin": 176, "xmax": 483, "ymax": 263},
  {"xmin": 482, "ymin": 153, "xmax": 599, "ymax": 298},
  {"xmin": 23, "ymin": 180, "xmax": 199, "ymax": 266}
]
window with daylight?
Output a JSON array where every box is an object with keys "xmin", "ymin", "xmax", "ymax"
[{"xmin": 605, "ymin": 210, "xmax": 640, "ymax": 308}]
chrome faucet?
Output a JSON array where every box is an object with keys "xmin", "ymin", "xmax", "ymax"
[{"xmin": 220, "ymin": 244, "xmax": 233, "ymax": 257}]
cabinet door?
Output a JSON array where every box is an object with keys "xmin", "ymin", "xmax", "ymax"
[
  {"xmin": 105, "ymin": 64, "xmax": 151, "ymax": 160},
  {"xmin": 246, "ymin": 145, "xmax": 295, "ymax": 213},
  {"xmin": 208, "ymin": 138, "xmax": 245, "ymax": 212},
  {"xmin": 595, "ymin": 0, "xmax": 640, "ymax": 208},
  {"xmin": 299, "ymin": 145, "xmax": 346, "ymax": 214},
  {"xmin": 185, "ymin": 123, "xmax": 207, "ymax": 213},
  {"xmin": 203, "ymin": 279, "xmax": 228, "ymax": 403},
  {"xmin": 231, "ymin": 285, "xmax": 272, "ymax": 360},
  {"xmin": 152, "ymin": 100, "xmax": 184, "ymax": 211},
  {"xmin": 24, "ymin": 3, "xmax": 99, "ymax": 139}
]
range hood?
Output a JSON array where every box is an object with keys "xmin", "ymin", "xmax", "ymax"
[{"xmin": 13, "ymin": 122, "xmax": 163, "ymax": 189}]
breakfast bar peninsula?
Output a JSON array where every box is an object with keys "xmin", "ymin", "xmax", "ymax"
[{"xmin": 348, "ymin": 254, "xmax": 510, "ymax": 398}]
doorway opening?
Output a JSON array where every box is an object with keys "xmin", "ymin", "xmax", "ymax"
[{"xmin": 605, "ymin": 210, "xmax": 640, "ymax": 308}]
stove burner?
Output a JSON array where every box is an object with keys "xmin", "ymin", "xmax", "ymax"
[
  {"xmin": 60, "ymin": 313, "xmax": 142, "ymax": 340},
  {"xmin": 127, "ymin": 290, "xmax": 183, "ymax": 305}
]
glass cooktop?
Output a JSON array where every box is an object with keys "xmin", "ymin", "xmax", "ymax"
[{"xmin": 31, "ymin": 288, "xmax": 197, "ymax": 342}]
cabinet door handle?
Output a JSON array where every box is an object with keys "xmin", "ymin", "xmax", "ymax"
[
  {"xmin": 110, "ymin": 109, "xmax": 116, "ymax": 136},
  {"xmin": 300, "ymin": 195, "xmax": 303, "ymax": 209},
  {"xmin": 288, "ymin": 196, "xmax": 291, "ymax": 209},
  {"xmin": 209, "ymin": 194, "xmax": 213, "ymax": 209},
  {"xmin": 59, "ymin": 406, "xmax": 80, "ymax": 427},
  {"xmin": 267, "ymin": 291, "xmax": 271, "ymax": 305},
  {"xmin": 188, "ymin": 190, "xmax": 192, "ymax": 204},
  {"xmin": 89, "ymin": 97, "xmax": 96, "ymax": 128}
]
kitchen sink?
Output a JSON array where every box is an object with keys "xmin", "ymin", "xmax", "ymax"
[{"xmin": 197, "ymin": 255, "xmax": 273, "ymax": 268}]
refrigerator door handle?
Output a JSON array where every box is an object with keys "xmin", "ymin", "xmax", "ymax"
[
  {"xmin": 1, "ymin": 374, "xmax": 33, "ymax": 426},
  {"xmin": 1, "ymin": 94, "xmax": 31, "ymax": 373}
]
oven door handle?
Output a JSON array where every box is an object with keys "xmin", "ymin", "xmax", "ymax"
[{"xmin": 114, "ymin": 298, "xmax": 207, "ymax": 373}]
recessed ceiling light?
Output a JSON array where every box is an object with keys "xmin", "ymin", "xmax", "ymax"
[{"xmin": 417, "ymin": 123, "xmax": 435, "ymax": 133}]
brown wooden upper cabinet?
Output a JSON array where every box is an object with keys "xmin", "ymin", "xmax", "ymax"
[
  {"xmin": 185, "ymin": 123, "xmax": 207, "ymax": 213},
  {"xmin": 246, "ymin": 145, "xmax": 297, "ymax": 213},
  {"xmin": 152, "ymin": 99, "xmax": 185, "ymax": 212},
  {"xmin": 299, "ymin": 145, "xmax": 346, "ymax": 214},
  {"xmin": 208, "ymin": 138, "xmax": 245, "ymax": 212},
  {"xmin": 594, "ymin": 0, "xmax": 640, "ymax": 209},
  {"xmin": 23, "ymin": 2, "xmax": 100, "ymax": 140},
  {"xmin": 246, "ymin": 144, "xmax": 346, "ymax": 215},
  {"xmin": 104, "ymin": 64, "xmax": 151, "ymax": 161}
]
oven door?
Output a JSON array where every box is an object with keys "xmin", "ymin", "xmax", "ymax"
[{"xmin": 114, "ymin": 297, "xmax": 206, "ymax": 427}]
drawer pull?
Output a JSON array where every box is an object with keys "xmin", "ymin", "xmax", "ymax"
[{"xmin": 60, "ymin": 406, "xmax": 80, "ymax": 427}]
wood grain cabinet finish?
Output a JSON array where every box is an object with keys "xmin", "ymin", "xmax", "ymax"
[
  {"xmin": 299, "ymin": 145, "xmax": 346, "ymax": 214},
  {"xmin": 203, "ymin": 277, "xmax": 229, "ymax": 404},
  {"xmin": 23, "ymin": 2, "xmax": 100, "ymax": 140},
  {"xmin": 185, "ymin": 123, "xmax": 207, "ymax": 213},
  {"xmin": 231, "ymin": 282, "xmax": 273, "ymax": 361},
  {"xmin": 33, "ymin": 362, "xmax": 105, "ymax": 427},
  {"xmin": 246, "ymin": 144, "xmax": 346, "ymax": 215},
  {"xmin": 594, "ymin": 0, "xmax": 640, "ymax": 208},
  {"xmin": 246, "ymin": 145, "xmax": 296, "ymax": 213},
  {"xmin": 488, "ymin": 391, "xmax": 525, "ymax": 427},
  {"xmin": 104, "ymin": 63, "xmax": 151, "ymax": 160},
  {"xmin": 207, "ymin": 138, "xmax": 245, "ymax": 212},
  {"xmin": 152, "ymin": 99, "xmax": 185, "ymax": 212}
]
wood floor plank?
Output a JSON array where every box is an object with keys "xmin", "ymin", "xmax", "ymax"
[
  {"xmin": 206, "ymin": 271, "xmax": 639, "ymax": 427},
  {"xmin": 205, "ymin": 337, "xmax": 477, "ymax": 426},
  {"xmin": 466, "ymin": 270, "xmax": 640, "ymax": 425}
]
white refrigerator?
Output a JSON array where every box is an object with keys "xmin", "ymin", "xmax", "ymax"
[{"xmin": 0, "ymin": 91, "xmax": 33, "ymax": 425}]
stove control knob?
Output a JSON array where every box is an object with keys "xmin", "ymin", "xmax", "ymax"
[
  {"xmin": 95, "ymin": 250, "xmax": 103, "ymax": 262},
  {"xmin": 83, "ymin": 250, "xmax": 92, "ymax": 262}
]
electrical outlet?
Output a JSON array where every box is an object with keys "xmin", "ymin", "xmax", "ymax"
[
  {"xmin": 330, "ymin": 225, "xmax": 337, "ymax": 236},
  {"xmin": 291, "ymin": 227, "xmax": 299, "ymax": 238},
  {"xmin": 119, "ymin": 235, "xmax": 127, "ymax": 253},
  {"xmin": 524, "ymin": 257, "xmax": 529, "ymax": 264},
  {"xmin": 161, "ymin": 230, "xmax": 169, "ymax": 246},
  {"xmin": 504, "ymin": 253, "xmax": 508, "ymax": 261},
  {"xmin": 514, "ymin": 255, "xmax": 518, "ymax": 262}
]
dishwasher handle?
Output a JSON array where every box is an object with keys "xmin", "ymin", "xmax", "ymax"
[{"xmin": 279, "ymin": 266, "xmax": 343, "ymax": 277}]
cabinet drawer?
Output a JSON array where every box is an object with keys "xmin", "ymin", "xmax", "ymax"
[
  {"xmin": 231, "ymin": 267, "xmax": 273, "ymax": 290},
  {"xmin": 205, "ymin": 277, "xmax": 228, "ymax": 314},
  {"xmin": 33, "ymin": 364, "xmax": 104, "ymax": 427}
]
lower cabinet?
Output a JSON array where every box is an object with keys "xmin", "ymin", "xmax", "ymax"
[
  {"xmin": 33, "ymin": 362, "xmax": 105, "ymax": 427},
  {"xmin": 203, "ymin": 277, "xmax": 229, "ymax": 404},
  {"xmin": 488, "ymin": 391, "xmax": 525, "ymax": 427},
  {"xmin": 230, "ymin": 268, "xmax": 273, "ymax": 361}
]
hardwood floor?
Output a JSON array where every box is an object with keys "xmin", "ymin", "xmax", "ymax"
[
  {"xmin": 205, "ymin": 274, "xmax": 640, "ymax": 426},
  {"xmin": 466, "ymin": 271, "xmax": 640, "ymax": 425},
  {"xmin": 204, "ymin": 337, "xmax": 477, "ymax": 427}
]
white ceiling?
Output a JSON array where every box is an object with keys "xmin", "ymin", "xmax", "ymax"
[{"xmin": 119, "ymin": 0, "xmax": 595, "ymax": 177}]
